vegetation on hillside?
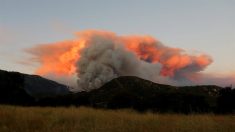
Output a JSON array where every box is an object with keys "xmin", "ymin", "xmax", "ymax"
[
  {"xmin": 39, "ymin": 76, "xmax": 235, "ymax": 113},
  {"xmin": 0, "ymin": 69, "xmax": 69, "ymax": 104},
  {"xmin": 0, "ymin": 70, "xmax": 234, "ymax": 114},
  {"xmin": 0, "ymin": 70, "xmax": 34, "ymax": 105}
]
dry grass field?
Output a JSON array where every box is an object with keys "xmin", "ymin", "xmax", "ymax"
[{"xmin": 0, "ymin": 105, "xmax": 234, "ymax": 132}]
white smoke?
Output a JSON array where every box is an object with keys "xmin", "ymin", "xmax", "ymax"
[
  {"xmin": 76, "ymin": 34, "xmax": 170, "ymax": 91},
  {"xmin": 26, "ymin": 30, "xmax": 218, "ymax": 91}
]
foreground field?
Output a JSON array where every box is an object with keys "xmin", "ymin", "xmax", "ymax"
[{"xmin": 0, "ymin": 105, "xmax": 234, "ymax": 132}]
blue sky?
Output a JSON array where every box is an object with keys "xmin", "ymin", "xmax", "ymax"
[{"xmin": 0, "ymin": 0, "xmax": 234, "ymax": 75}]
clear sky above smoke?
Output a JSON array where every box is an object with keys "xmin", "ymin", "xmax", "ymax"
[{"xmin": 0, "ymin": 0, "xmax": 234, "ymax": 77}]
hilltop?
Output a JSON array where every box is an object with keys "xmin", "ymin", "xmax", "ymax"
[
  {"xmin": 0, "ymin": 69, "xmax": 234, "ymax": 113},
  {"xmin": 0, "ymin": 69, "xmax": 69, "ymax": 105}
]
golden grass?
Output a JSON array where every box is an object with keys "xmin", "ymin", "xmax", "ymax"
[{"xmin": 0, "ymin": 105, "xmax": 234, "ymax": 132}]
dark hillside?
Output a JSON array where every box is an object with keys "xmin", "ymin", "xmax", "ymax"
[
  {"xmin": 0, "ymin": 69, "xmax": 234, "ymax": 113},
  {"xmin": 0, "ymin": 69, "xmax": 69, "ymax": 105},
  {"xmin": 0, "ymin": 70, "xmax": 34, "ymax": 105},
  {"xmin": 86, "ymin": 76, "xmax": 222, "ymax": 113}
]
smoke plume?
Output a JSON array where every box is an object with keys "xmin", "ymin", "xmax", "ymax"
[{"xmin": 26, "ymin": 30, "xmax": 215, "ymax": 91}]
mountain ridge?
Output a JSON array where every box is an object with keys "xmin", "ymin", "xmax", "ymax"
[
  {"xmin": 0, "ymin": 69, "xmax": 234, "ymax": 113},
  {"xmin": 0, "ymin": 69, "xmax": 70, "ymax": 104}
]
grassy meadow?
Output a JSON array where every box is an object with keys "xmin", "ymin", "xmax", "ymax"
[{"xmin": 0, "ymin": 105, "xmax": 234, "ymax": 132}]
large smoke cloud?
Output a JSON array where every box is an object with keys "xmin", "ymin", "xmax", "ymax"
[
  {"xmin": 76, "ymin": 32, "xmax": 165, "ymax": 91},
  {"xmin": 26, "ymin": 30, "xmax": 229, "ymax": 91}
]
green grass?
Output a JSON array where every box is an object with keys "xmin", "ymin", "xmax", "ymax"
[{"xmin": 0, "ymin": 105, "xmax": 234, "ymax": 132}]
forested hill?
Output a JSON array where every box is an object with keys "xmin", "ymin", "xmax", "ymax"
[
  {"xmin": 0, "ymin": 69, "xmax": 69, "ymax": 105},
  {"xmin": 82, "ymin": 76, "xmax": 224, "ymax": 113},
  {"xmin": 0, "ymin": 69, "xmax": 234, "ymax": 113},
  {"xmin": 38, "ymin": 76, "xmax": 234, "ymax": 113}
]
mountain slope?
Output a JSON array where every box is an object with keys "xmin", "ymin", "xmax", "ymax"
[
  {"xmin": 1, "ymin": 70, "xmax": 232, "ymax": 113},
  {"xmin": 38, "ymin": 76, "xmax": 223, "ymax": 113},
  {"xmin": 88, "ymin": 76, "xmax": 176, "ymax": 105},
  {"xmin": 0, "ymin": 70, "xmax": 34, "ymax": 105},
  {"xmin": 86, "ymin": 76, "xmax": 222, "ymax": 112},
  {"xmin": 0, "ymin": 69, "xmax": 70, "ymax": 105},
  {"xmin": 24, "ymin": 74, "xmax": 70, "ymax": 98}
]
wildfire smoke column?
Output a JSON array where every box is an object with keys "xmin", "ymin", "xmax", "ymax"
[{"xmin": 26, "ymin": 30, "xmax": 213, "ymax": 91}]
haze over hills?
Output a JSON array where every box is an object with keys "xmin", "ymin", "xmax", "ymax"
[{"xmin": 0, "ymin": 69, "xmax": 234, "ymax": 113}]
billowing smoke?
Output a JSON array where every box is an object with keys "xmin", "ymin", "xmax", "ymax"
[
  {"xmin": 26, "ymin": 30, "xmax": 217, "ymax": 91},
  {"xmin": 76, "ymin": 31, "xmax": 164, "ymax": 91}
]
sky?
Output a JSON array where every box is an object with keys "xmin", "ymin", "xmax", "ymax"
[{"xmin": 0, "ymin": 0, "xmax": 234, "ymax": 76}]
